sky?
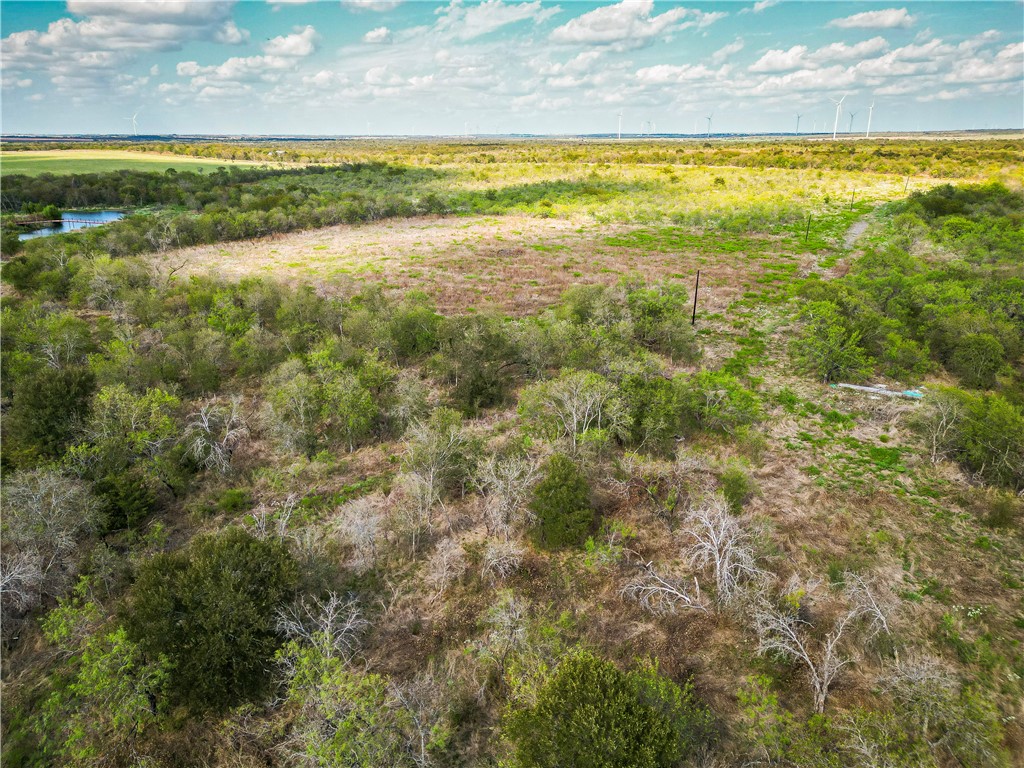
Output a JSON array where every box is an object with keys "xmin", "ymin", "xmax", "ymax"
[{"xmin": 1, "ymin": 0, "xmax": 1021, "ymax": 136}]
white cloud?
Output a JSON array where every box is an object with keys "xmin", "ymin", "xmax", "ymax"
[
  {"xmin": 149, "ymin": 64, "xmax": 160, "ymax": 76},
  {"xmin": 303, "ymin": 69, "xmax": 348, "ymax": 87},
  {"xmin": 711, "ymin": 38, "xmax": 744, "ymax": 65},
  {"xmin": 636, "ymin": 63, "xmax": 726, "ymax": 84},
  {"xmin": 363, "ymin": 26, "xmax": 393, "ymax": 43},
  {"xmin": 263, "ymin": 25, "xmax": 319, "ymax": 56},
  {"xmin": 752, "ymin": 0, "xmax": 780, "ymax": 12},
  {"xmin": 66, "ymin": 1, "xmax": 236, "ymax": 25},
  {"xmin": 829, "ymin": 8, "xmax": 914, "ymax": 30},
  {"xmin": 550, "ymin": 0, "xmax": 722, "ymax": 48},
  {"xmin": 749, "ymin": 45, "xmax": 807, "ymax": 73},
  {"xmin": 342, "ymin": 0, "xmax": 404, "ymax": 11},
  {"xmin": 810, "ymin": 37, "xmax": 889, "ymax": 63},
  {"xmin": 434, "ymin": 0, "xmax": 560, "ymax": 42},
  {"xmin": 214, "ymin": 20, "xmax": 250, "ymax": 45}
]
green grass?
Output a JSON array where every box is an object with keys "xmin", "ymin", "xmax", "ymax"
[{"xmin": 0, "ymin": 150, "xmax": 267, "ymax": 177}]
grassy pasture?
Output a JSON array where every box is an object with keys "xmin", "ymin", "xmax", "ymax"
[{"xmin": 0, "ymin": 149, "xmax": 271, "ymax": 177}]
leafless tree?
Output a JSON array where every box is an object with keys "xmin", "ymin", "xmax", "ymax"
[
  {"xmin": 881, "ymin": 654, "xmax": 956, "ymax": 747},
  {"xmin": 919, "ymin": 391, "xmax": 966, "ymax": 464},
  {"xmin": 401, "ymin": 412, "xmax": 470, "ymax": 532},
  {"xmin": 248, "ymin": 494, "xmax": 297, "ymax": 540},
  {"xmin": 183, "ymin": 396, "xmax": 249, "ymax": 474},
  {"xmin": 683, "ymin": 496, "xmax": 763, "ymax": 606},
  {"xmin": 621, "ymin": 562, "xmax": 709, "ymax": 615},
  {"xmin": 336, "ymin": 495, "xmax": 387, "ymax": 572},
  {"xmin": 481, "ymin": 538, "xmax": 525, "ymax": 584},
  {"xmin": 425, "ymin": 538, "xmax": 467, "ymax": 599},
  {"xmin": 0, "ymin": 550, "xmax": 43, "ymax": 614},
  {"xmin": 3, "ymin": 469, "xmax": 102, "ymax": 595},
  {"xmin": 519, "ymin": 369, "xmax": 625, "ymax": 453},
  {"xmin": 842, "ymin": 572, "xmax": 895, "ymax": 641},
  {"xmin": 475, "ymin": 454, "xmax": 540, "ymax": 539},
  {"xmin": 752, "ymin": 584, "xmax": 863, "ymax": 714},
  {"xmin": 275, "ymin": 592, "xmax": 368, "ymax": 662},
  {"xmin": 474, "ymin": 590, "xmax": 529, "ymax": 685},
  {"xmin": 391, "ymin": 667, "xmax": 448, "ymax": 768}
]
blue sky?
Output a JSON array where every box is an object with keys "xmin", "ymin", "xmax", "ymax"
[{"xmin": 1, "ymin": 1, "xmax": 1021, "ymax": 135}]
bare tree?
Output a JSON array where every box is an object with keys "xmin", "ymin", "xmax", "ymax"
[
  {"xmin": 275, "ymin": 592, "xmax": 368, "ymax": 661},
  {"xmin": 918, "ymin": 391, "xmax": 965, "ymax": 464},
  {"xmin": 183, "ymin": 395, "xmax": 249, "ymax": 474},
  {"xmin": 481, "ymin": 538, "xmax": 525, "ymax": 584},
  {"xmin": 248, "ymin": 494, "xmax": 297, "ymax": 540},
  {"xmin": 621, "ymin": 562, "xmax": 709, "ymax": 615},
  {"xmin": 425, "ymin": 538, "xmax": 467, "ymax": 599},
  {"xmin": 391, "ymin": 667, "xmax": 449, "ymax": 768},
  {"xmin": 842, "ymin": 572, "xmax": 895, "ymax": 641},
  {"xmin": 752, "ymin": 584, "xmax": 863, "ymax": 714},
  {"xmin": 401, "ymin": 410, "xmax": 470, "ymax": 532},
  {"xmin": 683, "ymin": 496, "xmax": 763, "ymax": 606},
  {"xmin": 518, "ymin": 369, "xmax": 625, "ymax": 453},
  {"xmin": 475, "ymin": 454, "xmax": 540, "ymax": 539},
  {"xmin": 3, "ymin": 469, "xmax": 102, "ymax": 595},
  {"xmin": 0, "ymin": 550, "xmax": 43, "ymax": 617},
  {"xmin": 474, "ymin": 590, "xmax": 529, "ymax": 684},
  {"xmin": 336, "ymin": 495, "xmax": 387, "ymax": 572}
]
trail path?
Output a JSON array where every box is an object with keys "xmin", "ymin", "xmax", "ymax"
[{"xmin": 844, "ymin": 218, "xmax": 870, "ymax": 249}]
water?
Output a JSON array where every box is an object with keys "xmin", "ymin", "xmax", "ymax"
[{"xmin": 18, "ymin": 210, "xmax": 125, "ymax": 240}]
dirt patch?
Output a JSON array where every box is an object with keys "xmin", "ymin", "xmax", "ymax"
[{"xmin": 152, "ymin": 215, "xmax": 819, "ymax": 315}]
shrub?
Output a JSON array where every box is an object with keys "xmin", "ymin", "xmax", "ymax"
[
  {"xmin": 528, "ymin": 454, "xmax": 594, "ymax": 549},
  {"xmin": 720, "ymin": 462, "xmax": 756, "ymax": 513},
  {"xmin": 95, "ymin": 468, "xmax": 158, "ymax": 532},
  {"xmin": 6, "ymin": 365, "xmax": 95, "ymax": 461},
  {"xmin": 122, "ymin": 527, "xmax": 299, "ymax": 713},
  {"xmin": 676, "ymin": 371, "xmax": 762, "ymax": 435},
  {"xmin": 504, "ymin": 648, "xmax": 714, "ymax": 768},
  {"xmin": 792, "ymin": 301, "xmax": 873, "ymax": 384},
  {"xmin": 949, "ymin": 333, "xmax": 1004, "ymax": 389},
  {"xmin": 620, "ymin": 373, "xmax": 680, "ymax": 451}
]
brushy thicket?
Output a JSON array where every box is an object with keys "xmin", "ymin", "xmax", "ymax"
[{"xmin": 0, "ymin": 151, "xmax": 1021, "ymax": 768}]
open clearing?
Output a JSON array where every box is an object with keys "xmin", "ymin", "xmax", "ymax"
[
  {"xmin": 0, "ymin": 149, "xmax": 275, "ymax": 176},
  {"xmin": 154, "ymin": 213, "xmax": 838, "ymax": 315}
]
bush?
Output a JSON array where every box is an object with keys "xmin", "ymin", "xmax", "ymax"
[
  {"xmin": 504, "ymin": 648, "xmax": 714, "ymax": 768},
  {"xmin": 792, "ymin": 301, "xmax": 873, "ymax": 384},
  {"xmin": 720, "ymin": 462, "xmax": 756, "ymax": 513},
  {"xmin": 96, "ymin": 468, "xmax": 158, "ymax": 532},
  {"xmin": 949, "ymin": 333, "xmax": 1004, "ymax": 389},
  {"xmin": 122, "ymin": 527, "xmax": 299, "ymax": 713},
  {"xmin": 528, "ymin": 454, "xmax": 594, "ymax": 549},
  {"xmin": 676, "ymin": 371, "xmax": 762, "ymax": 435},
  {"xmin": 6, "ymin": 365, "xmax": 95, "ymax": 461}
]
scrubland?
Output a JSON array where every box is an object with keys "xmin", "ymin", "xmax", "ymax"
[{"xmin": 1, "ymin": 138, "xmax": 1022, "ymax": 768}]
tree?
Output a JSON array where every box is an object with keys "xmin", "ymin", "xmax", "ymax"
[
  {"xmin": 504, "ymin": 648, "xmax": 713, "ymax": 768},
  {"xmin": 676, "ymin": 371, "xmax": 762, "ymax": 435},
  {"xmin": 401, "ymin": 408, "xmax": 473, "ymax": 533},
  {"xmin": 2, "ymin": 469, "xmax": 102, "ymax": 598},
  {"xmin": 682, "ymin": 497, "xmax": 763, "ymax": 605},
  {"xmin": 122, "ymin": 527, "xmax": 299, "ymax": 713},
  {"xmin": 528, "ymin": 454, "xmax": 594, "ymax": 549},
  {"xmin": 949, "ymin": 333, "xmax": 1004, "ymax": 389},
  {"xmin": 518, "ymin": 369, "xmax": 625, "ymax": 453},
  {"xmin": 182, "ymin": 395, "xmax": 249, "ymax": 474},
  {"xmin": 476, "ymin": 453, "xmax": 540, "ymax": 539},
  {"xmin": 7, "ymin": 365, "xmax": 95, "ymax": 460},
  {"xmin": 792, "ymin": 301, "xmax": 873, "ymax": 383}
]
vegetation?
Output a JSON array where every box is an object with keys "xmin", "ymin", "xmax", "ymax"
[{"xmin": 1, "ymin": 138, "xmax": 1021, "ymax": 767}]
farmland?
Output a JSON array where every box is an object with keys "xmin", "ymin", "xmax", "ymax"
[
  {"xmin": 1, "ymin": 138, "xmax": 1023, "ymax": 768},
  {"xmin": 0, "ymin": 149, "xmax": 272, "ymax": 177}
]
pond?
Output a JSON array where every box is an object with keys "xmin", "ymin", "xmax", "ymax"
[{"xmin": 18, "ymin": 210, "xmax": 125, "ymax": 240}]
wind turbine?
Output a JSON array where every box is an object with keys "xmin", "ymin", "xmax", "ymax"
[
  {"xmin": 617, "ymin": 111, "xmax": 623, "ymax": 140},
  {"xmin": 124, "ymin": 111, "xmax": 139, "ymax": 136},
  {"xmin": 795, "ymin": 113, "xmax": 803, "ymax": 135},
  {"xmin": 865, "ymin": 100, "xmax": 875, "ymax": 138},
  {"xmin": 848, "ymin": 110, "xmax": 859, "ymax": 134},
  {"xmin": 705, "ymin": 112, "xmax": 713, "ymax": 138},
  {"xmin": 829, "ymin": 95, "xmax": 845, "ymax": 140}
]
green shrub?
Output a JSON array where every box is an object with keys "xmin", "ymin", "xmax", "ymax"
[
  {"xmin": 217, "ymin": 488, "xmax": 253, "ymax": 514},
  {"xmin": 6, "ymin": 365, "xmax": 95, "ymax": 461},
  {"xmin": 122, "ymin": 527, "xmax": 299, "ymax": 713},
  {"xmin": 792, "ymin": 301, "xmax": 873, "ymax": 384},
  {"xmin": 620, "ymin": 373, "xmax": 680, "ymax": 451},
  {"xmin": 504, "ymin": 648, "xmax": 714, "ymax": 768},
  {"xmin": 676, "ymin": 371, "xmax": 762, "ymax": 435},
  {"xmin": 528, "ymin": 454, "xmax": 594, "ymax": 549},
  {"xmin": 949, "ymin": 333, "xmax": 1004, "ymax": 389},
  {"xmin": 96, "ymin": 469, "xmax": 158, "ymax": 532},
  {"xmin": 720, "ymin": 462, "xmax": 756, "ymax": 513}
]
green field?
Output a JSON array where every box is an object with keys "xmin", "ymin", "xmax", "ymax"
[{"xmin": 0, "ymin": 149, "xmax": 271, "ymax": 176}]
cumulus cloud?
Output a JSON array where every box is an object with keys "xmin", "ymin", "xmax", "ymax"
[
  {"xmin": 810, "ymin": 37, "xmax": 889, "ymax": 63},
  {"xmin": 749, "ymin": 45, "xmax": 807, "ymax": 72},
  {"xmin": 1, "ymin": 0, "xmax": 247, "ymax": 93},
  {"xmin": 363, "ymin": 26, "xmax": 393, "ymax": 43},
  {"xmin": 550, "ymin": 0, "xmax": 723, "ymax": 49},
  {"xmin": 829, "ymin": 8, "xmax": 914, "ymax": 30},
  {"xmin": 635, "ymin": 63, "xmax": 727, "ymax": 84},
  {"xmin": 342, "ymin": 0, "xmax": 404, "ymax": 11},
  {"xmin": 263, "ymin": 25, "xmax": 319, "ymax": 56}
]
